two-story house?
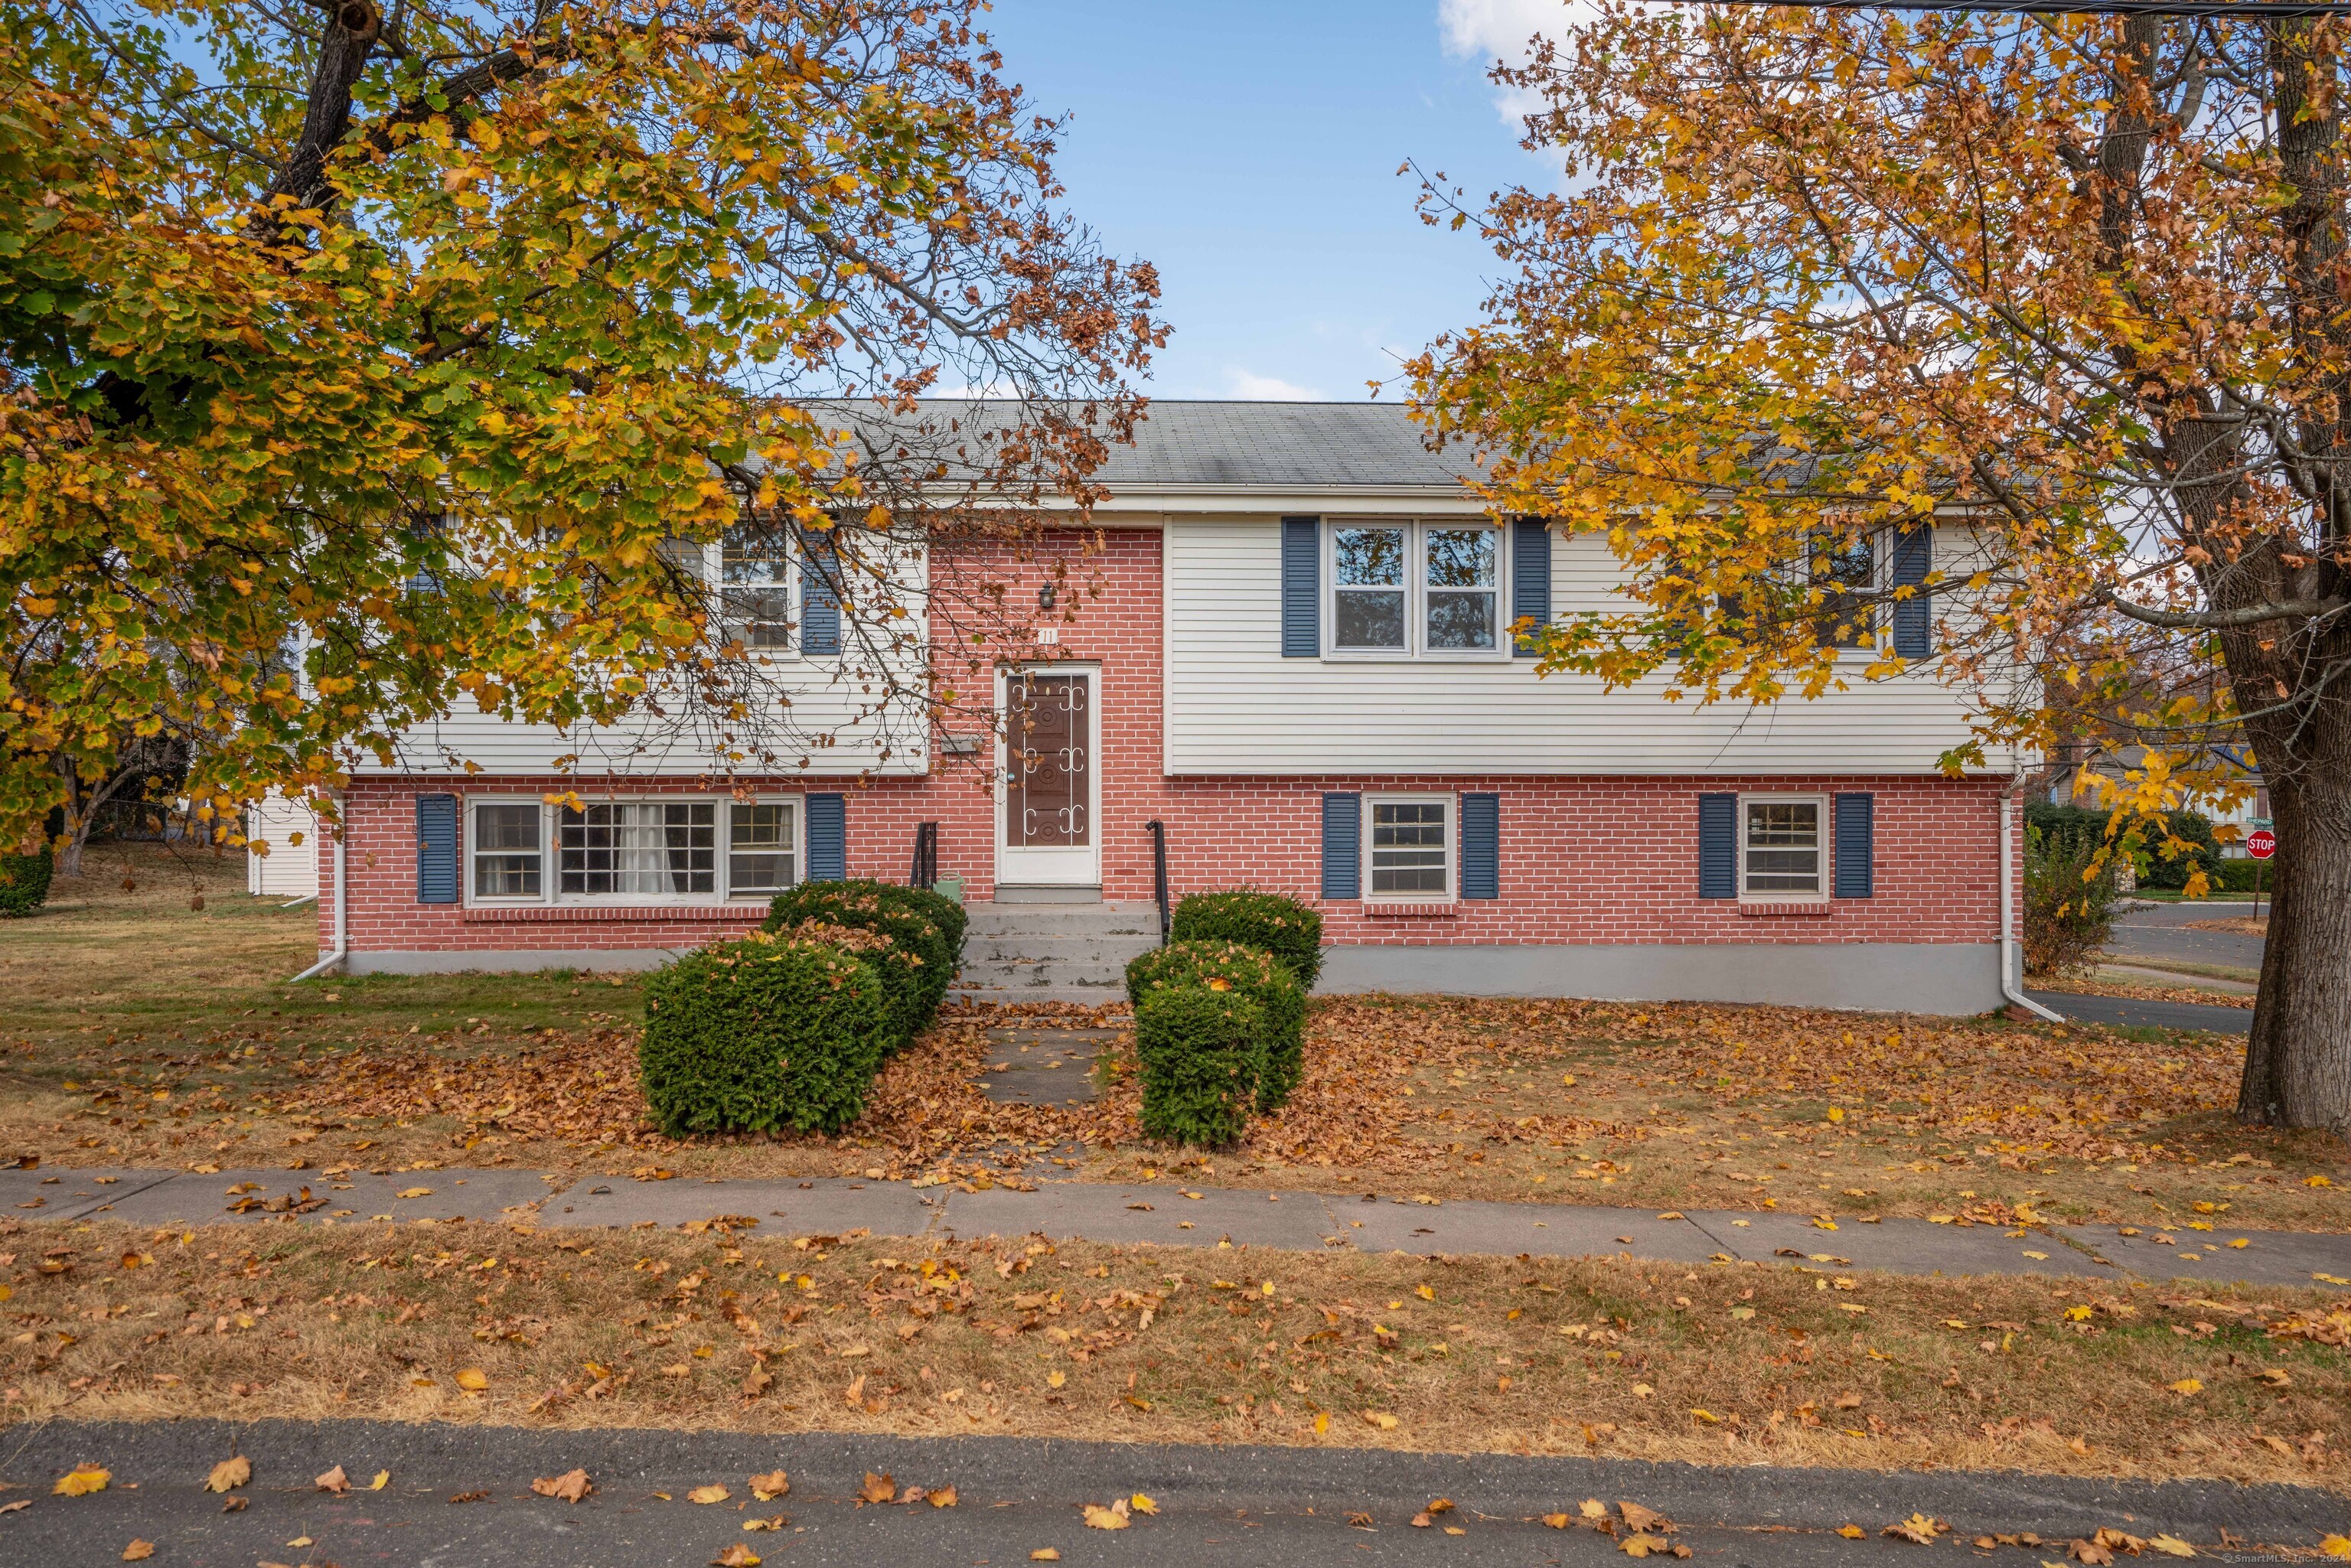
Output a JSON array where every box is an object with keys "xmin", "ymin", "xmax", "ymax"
[{"xmin": 310, "ymin": 400, "xmax": 2024, "ymax": 1014}]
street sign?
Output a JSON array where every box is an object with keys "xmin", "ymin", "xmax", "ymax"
[{"xmin": 2247, "ymin": 829, "xmax": 2277, "ymax": 860}]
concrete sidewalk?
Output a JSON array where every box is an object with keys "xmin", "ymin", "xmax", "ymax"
[
  {"xmin": 11, "ymin": 1164, "xmax": 2349, "ymax": 1290},
  {"xmin": 2, "ymin": 1417, "xmax": 2341, "ymax": 1568}
]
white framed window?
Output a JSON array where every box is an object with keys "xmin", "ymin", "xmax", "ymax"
[
  {"xmin": 559, "ymin": 801, "xmax": 716, "ymax": 896},
  {"xmin": 660, "ymin": 521, "xmax": 799, "ymax": 656},
  {"xmin": 1808, "ymin": 533, "xmax": 1876, "ymax": 650},
  {"xmin": 470, "ymin": 801, "xmax": 543, "ymax": 900},
  {"xmin": 1327, "ymin": 520, "xmax": 1505, "ymax": 658},
  {"xmin": 727, "ymin": 800, "xmax": 798, "ymax": 896},
  {"xmin": 464, "ymin": 796, "xmax": 803, "ymax": 906},
  {"xmin": 1365, "ymin": 793, "xmax": 1454, "ymax": 900},
  {"xmin": 720, "ymin": 519, "xmax": 794, "ymax": 651},
  {"xmin": 1740, "ymin": 794, "xmax": 1826, "ymax": 898}
]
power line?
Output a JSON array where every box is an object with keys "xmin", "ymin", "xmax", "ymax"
[{"xmin": 1698, "ymin": 0, "xmax": 2351, "ymax": 15}]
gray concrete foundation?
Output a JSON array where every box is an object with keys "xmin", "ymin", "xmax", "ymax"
[{"xmin": 1316, "ymin": 940, "xmax": 2004, "ymax": 1015}]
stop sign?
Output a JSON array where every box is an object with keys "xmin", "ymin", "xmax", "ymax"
[{"xmin": 2247, "ymin": 828, "xmax": 2277, "ymax": 860}]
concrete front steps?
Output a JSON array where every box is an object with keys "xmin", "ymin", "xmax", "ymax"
[{"xmin": 949, "ymin": 898, "xmax": 1162, "ymax": 1006}]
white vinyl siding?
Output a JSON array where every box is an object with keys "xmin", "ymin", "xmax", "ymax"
[
  {"xmin": 359, "ymin": 536, "xmax": 931, "ymax": 777},
  {"xmin": 1166, "ymin": 517, "xmax": 1986, "ymax": 774}
]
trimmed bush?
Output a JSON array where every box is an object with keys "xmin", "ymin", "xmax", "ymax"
[
  {"xmin": 0, "ymin": 843, "xmax": 52, "ymax": 918},
  {"xmin": 638, "ymin": 932, "xmax": 894, "ymax": 1137},
  {"xmin": 1126, "ymin": 939, "xmax": 1305, "ymax": 1110},
  {"xmin": 1169, "ymin": 890, "xmax": 1322, "ymax": 990},
  {"xmin": 1134, "ymin": 984, "xmax": 1262, "ymax": 1148},
  {"xmin": 774, "ymin": 919, "xmax": 929, "ymax": 1048},
  {"xmin": 765, "ymin": 880, "xmax": 964, "ymax": 1037}
]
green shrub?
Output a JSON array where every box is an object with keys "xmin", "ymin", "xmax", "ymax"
[
  {"xmin": 2025, "ymin": 802, "xmax": 2229, "ymax": 891},
  {"xmin": 772, "ymin": 919, "xmax": 928, "ymax": 1048},
  {"xmin": 0, "ymin": 843, "xmax": 52, "ymax": 918},
  {"xmin": 638, "ymin": 932, "xmax": 894, "ymax": 1137},
  {"xmin": 2022, "ymin": 823, "xmax": 2122, "ymax": 976},
  {"xmin": 1133, "ymin": 985, "xmax": 1262, "ymax": 1148},
  {"xmin": 1169, "ymin": 890, "xmax": 1322, "ymax": 990},
  {"xmin": 2204, "ymin": 856, "xmax": 2274, "ymax": 894},
  {"xmin": 764, "ymin": 880, "xmax": 963, "ymax": 1037},
  {"xmin": 1126, "ymin": 939, "xmax": 1305, "ymax": 1110}
]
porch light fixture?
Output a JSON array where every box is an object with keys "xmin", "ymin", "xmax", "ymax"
[{"xmin": 1037, "ymin": 582, "xmax": 1058, "ymax": 611}]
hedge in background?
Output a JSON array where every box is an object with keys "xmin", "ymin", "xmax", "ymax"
[
  {"xmin": 1169, "ymin": 890, "xmax": 1322, "ymax": 991},
  {"xmin": 0, "ymin": 843, "xmax": 52, "ymax": 918},
  {"xmin": 1126, "ymin": 938, "xmax": 1305, "ymax": 1110},
  {"xmin": 1134, "ymin": 984, "xmax": 1263, "ymax": 1148},
  {"xmin": 638, "ymin": 933, "xmax": 893, "ymax": 1137},
  {"xmin": 765, "ymin": 880, "xmax": 964, "ymax": 1036}
]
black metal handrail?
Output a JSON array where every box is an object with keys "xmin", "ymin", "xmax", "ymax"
[
  {"xmin": 911, "ymin": 820, "xmax": 938, "ymax": 889},
  {"xmin": 1145, "ymin": 819, "xmax": 1170, "ymax": 945}
]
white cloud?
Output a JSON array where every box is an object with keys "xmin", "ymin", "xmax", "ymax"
[
  {"xmin": 1225, "ymin": 367, "xmax": 1325, "ymax": 400},
  {"xmin": 1437, "ymin": 0, "xmax": 1583, "ymax": 126},
  {"xmin": 1437, "ymin": 0, "xmax": 1567, "ymax": 63}
]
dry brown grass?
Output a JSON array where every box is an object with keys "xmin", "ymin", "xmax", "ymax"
[
  {"xmin": 4, "ymin": 1217, "xmax": 2346, "ymax": 1487},
  {"xmin": 5, "ymin": 851, "xmax": 2346, "ymax": 1234}
]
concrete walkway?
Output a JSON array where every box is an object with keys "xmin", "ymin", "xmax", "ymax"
[
  {"xmin": 11, "ymin": 1165, "xmax": 2349, "ymax": 1290},
  {"xmin": 3, "ymin": 1417, "xmax": 2341, "ymax": 1568}
]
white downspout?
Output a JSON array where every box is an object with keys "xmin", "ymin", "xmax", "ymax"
[
  {"xmin": 2001, "ymin": 770, "xmax": 2066, "ymax": 1023},
  {"xmin": 289, "ymin": 813, "xmax": 347, "ymax": 983}
]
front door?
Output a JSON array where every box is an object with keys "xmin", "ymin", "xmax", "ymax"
[{"xmin": 996, "ymin": 667, "xmax": 1100, "ymax": 889}]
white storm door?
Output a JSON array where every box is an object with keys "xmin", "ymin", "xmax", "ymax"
[{"xmin": 997, "ymin": 667, "xmax": 1101, "ymax": 886}]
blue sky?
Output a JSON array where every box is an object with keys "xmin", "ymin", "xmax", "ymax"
[{"xmin": 981, "ymin": 0, "xmax": 1558, "ymax": 402}]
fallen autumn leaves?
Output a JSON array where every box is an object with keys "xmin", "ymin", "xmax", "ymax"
[{"xmin": 2, "ymin": 1217, "xmax": 2345, "ymax": 1487}]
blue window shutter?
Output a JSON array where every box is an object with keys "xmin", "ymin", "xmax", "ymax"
[
  {"xmin": 416, "ymin": 794, "xmax": 459, "ymax": 905},
  {"xmin": 1280, "ymin": 517, "xmax": 1319, "ymax": 657},
  {"xmin": 806, "ymin": 793, "xmax": 846, "ymax": 881},
  {"xmin": 1511, "ymin": 518, "xmax": 1551, "ymax": 657},
  {"xmin": 1698, "ymin": 792, "xmax": 1737, "ymax": 899},
  {"xmin": 801, "ymin": 536, "xmax": 841, "ymax": 655},
  {"xmin": 1319, "ymin": 792, "xmax": 1360, "ymax": 899},
  {"xmin": 1835, "ymin": 792, "xmax": 1875, "ymax": 899},
  {"xmin": 1460, "ymin": 792, "xmax": 1500, "ymax": 899},
  {"xmin": 1891, "ymin": 524, "xmax": 1932, "ymax": 660}
]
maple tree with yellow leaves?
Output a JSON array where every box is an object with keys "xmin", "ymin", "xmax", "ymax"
[
  {"xmin": 1412, "ymin": 4, "xmax": 2351, "ymax": 1130},
  {"xmin": 0, "ymin": 0, "xmax": 1162, "ymax": 865}
]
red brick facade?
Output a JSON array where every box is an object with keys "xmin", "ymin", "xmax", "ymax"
[{"xmin": 320, "ymin": 526, "xmax": 2017, "ymax": 961}]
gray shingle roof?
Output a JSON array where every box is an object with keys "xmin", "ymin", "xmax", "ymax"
[
  {"xmin": 1092, "ymin": 400, "xmax": 1471, "ymax": 487},
  {"xmin": 816, "ymin": 398, "xmax": 1473, "ymax": 490}
]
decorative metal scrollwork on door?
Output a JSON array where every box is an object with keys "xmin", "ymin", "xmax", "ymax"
[{"xmin": 1005, "ymin": 673, "xmax": 1092, "ymax": 849}]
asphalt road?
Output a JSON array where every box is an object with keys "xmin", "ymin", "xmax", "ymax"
[
  {"xmin": 2024, "ymin": 989, "xmax": 2251, "ymax": 1035},
  {"xmin": 2, "ymin": 1420, "xmax": 2341, "ymax": 1568},
  {"xmin": 2107, "ymin": 902, "xmax": 2265, "ymax": 975}
]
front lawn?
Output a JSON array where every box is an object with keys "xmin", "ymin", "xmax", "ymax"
[{"xmin": 3, "ymin": 846, "xmax": 2346, "ymax": 1234}]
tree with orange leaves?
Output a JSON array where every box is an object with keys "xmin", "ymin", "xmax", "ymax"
[{"xmin": 1415, "ymin": 3, "xmax": 2348, "ymax": 1128}]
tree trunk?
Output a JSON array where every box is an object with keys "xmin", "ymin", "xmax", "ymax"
[{"xmin": 2237, "ymin": 761, "xmax": 2351, "ymax": 1133}]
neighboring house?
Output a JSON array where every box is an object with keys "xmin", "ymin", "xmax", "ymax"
[
  {"xmin": 2044, "ymin": 746, "xmax": 2267, "ymax": 855},
  {"xmin": 314, "ymin": 401, "xmax": 2023, "ymax": 1013},
  {"xmin": 246, "ymin": 789, "xmax": 320, "ymax": 899}
]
